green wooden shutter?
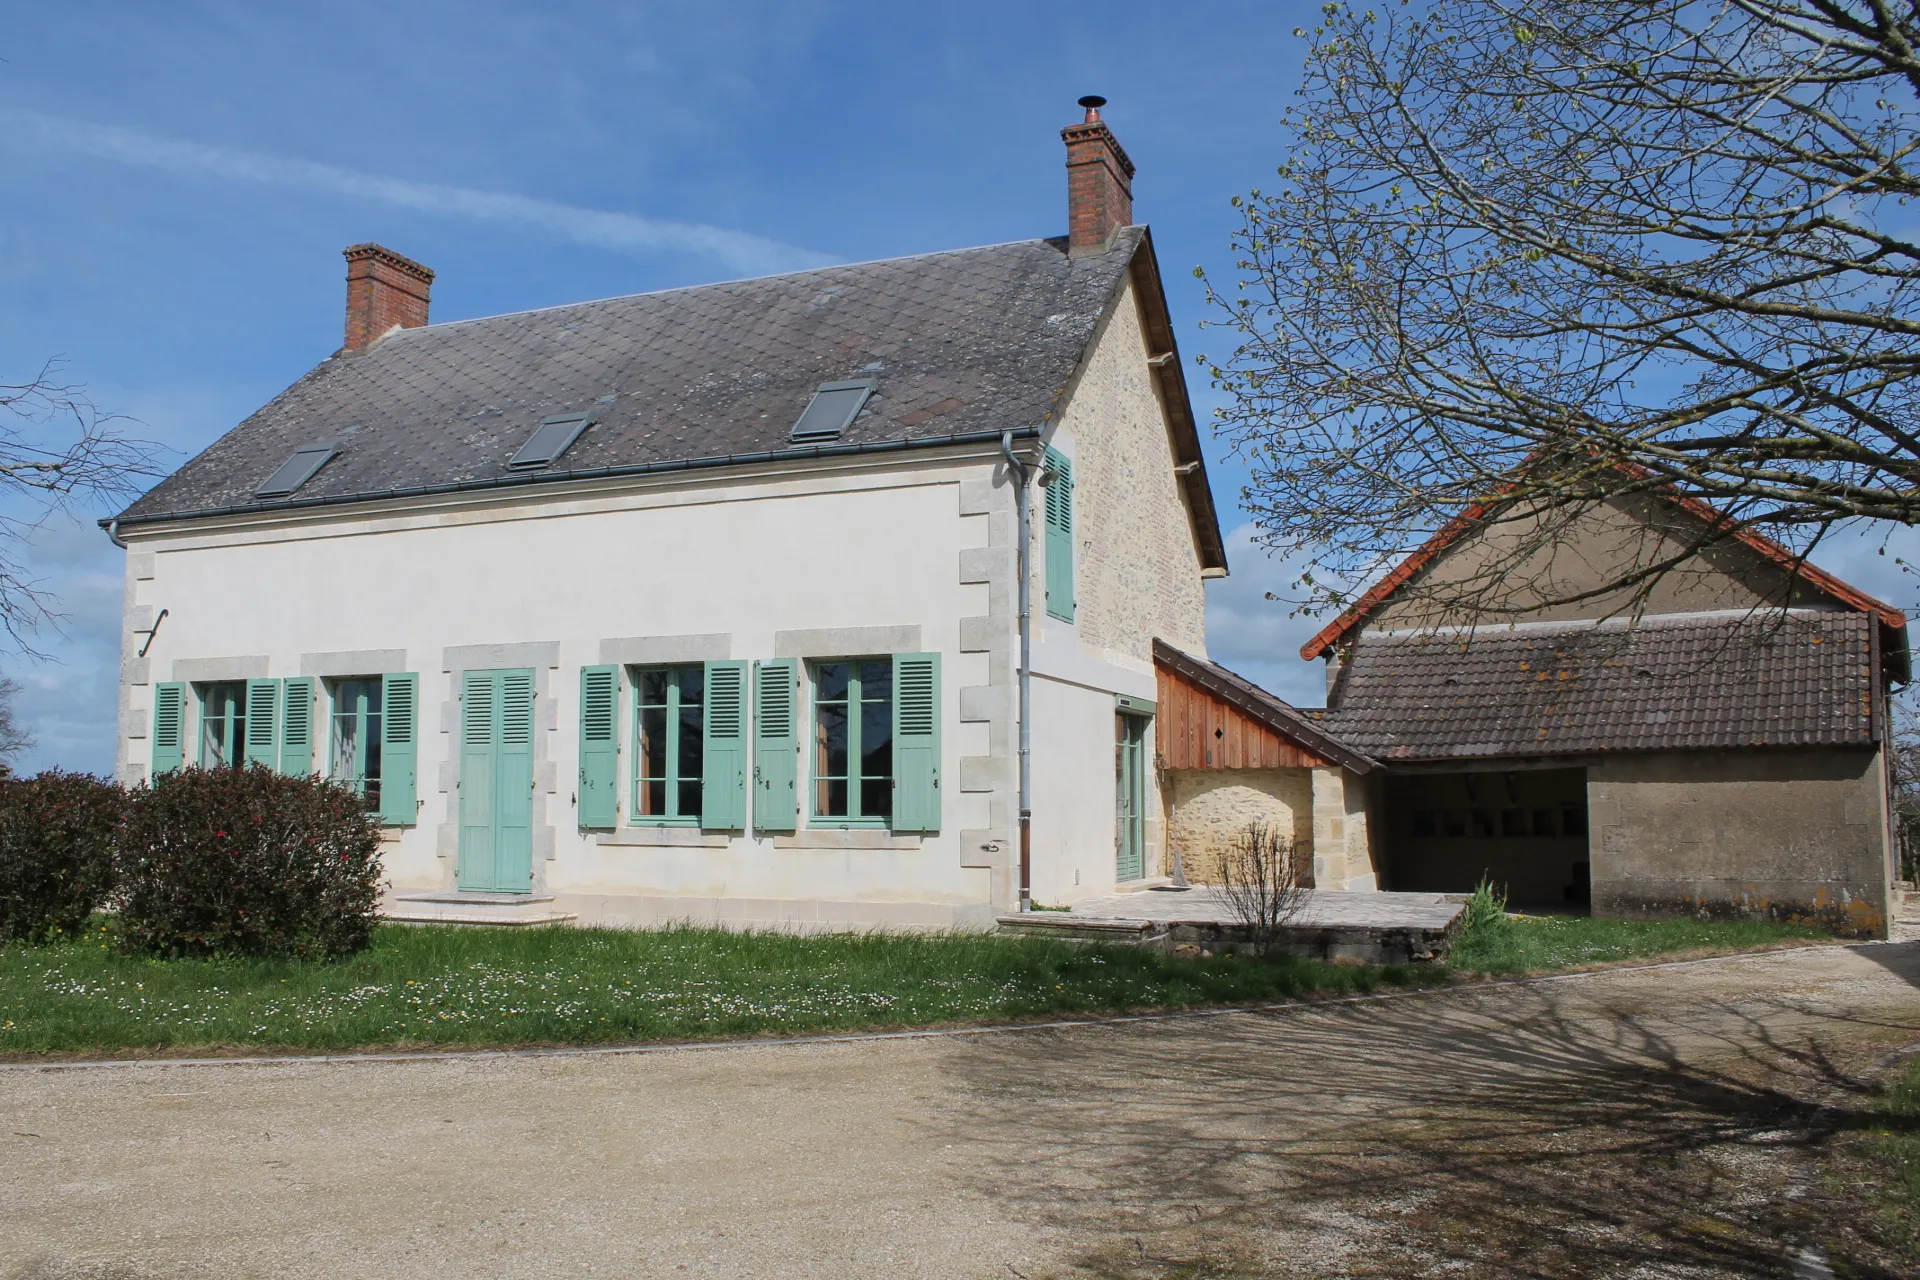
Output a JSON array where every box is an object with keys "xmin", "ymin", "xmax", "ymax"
[
  {"xmin": 279, "ymin": 676, "xmax": 315, "ymax": 776},
  {"xmin": 457, "ymin": 671, "xmax": 499, "ymax": 890},
  {"xmin": 753, "ymin": 658, "xmax": 798, "ymax": 833},
  {"xmin": 1044, "ymin": 447, "xmax": 1075, "ymax": 622},
  {"xmin": 379, "ymin": 673, "xmax": 419, "ymax": 827},
  {"xmin": 151, "ymin": 682, "xmax": 186, "ymax": 777},
  {"xmin": 891, "ymin": 652, "xmax": 941, "ymax": 832},
  {"xmin": 702, "ymin": 660, "xmax": 748, "ymax": 830},
  {"xmin": 497, "ymin": 671, "xmax": 536, "ymax": 886},
  {"xmin": 578, "ymin": 665, "xmax": 619, "ymax": 829},
  {"xmin": 243, "ymin": 678, "xmax": 281, "ymax": 769}
]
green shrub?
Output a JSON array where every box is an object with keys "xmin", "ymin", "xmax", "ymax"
[
  {"xmin": 1460, "ymin": 876, "xmax": 1512, "ymax": 935},
  {"xmin": 0, "ymin": 770, "xmax": 126, "ymax": 944},
  {"xmin": 117, "ymin": 765, "xmax": 384, "ymax": 959}
]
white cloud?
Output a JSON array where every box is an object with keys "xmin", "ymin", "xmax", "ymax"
[
  {"xmin": 1203, "ymin": 522, "xmax": 1332, "ymax": 708},
  {"xmin": 0, "ymin": 108, "xmax": 835, "ymax": 277}
]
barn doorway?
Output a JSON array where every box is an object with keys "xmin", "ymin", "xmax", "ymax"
[{"xmin": 1382, "ymin": 768, "xmax": 1591, "ymax": 909}]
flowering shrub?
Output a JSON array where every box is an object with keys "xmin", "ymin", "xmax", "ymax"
[
  {"xmin": 0, "ymin": 770, "xmax": 126, "ymax": 944},
  {"xmin": 117, "ymin": 765, "xmax": 383, "ymax": 959}
]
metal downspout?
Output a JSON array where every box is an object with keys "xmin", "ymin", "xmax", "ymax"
[
  {"xmin": 1000, "ymin": 430, "xmax": 1034, "ymax": 911},
  {"xmin": 105, "ymin": 519, "xmax": 128, "ymax": 550}
]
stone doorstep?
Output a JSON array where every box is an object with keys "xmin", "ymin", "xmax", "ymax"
[
  {"xmin": 393, "ymin": 892, "xmax": 558, "ymax": 906},
  {"xmin": 383, "ymin": 890, "xmax": 575, "ymax": 928},
  {"xmin": 383, "ymin": 910, "xmax": 579, "ymax": 928},
  {"xmin": 1113, "ymin": 877, "xmax": 1178, "ymax": 894}
]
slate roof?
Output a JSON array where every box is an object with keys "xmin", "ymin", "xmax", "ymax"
[
  {"xmin": 1318, "ymin": 611, "xmax": 1879, "ymax": 761},
  {"xmin": 116, "ymin": 230, "xmax": 1217, "ymax": 539}
]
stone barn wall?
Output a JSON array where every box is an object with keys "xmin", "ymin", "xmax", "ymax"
[
  {"xmin": 1164, "ymin": 767, "xmax": 1314, "ymax": 884},
  {"xmin": 1588, "ymin": 747, "xmax": 1892, "ymax": 938}
]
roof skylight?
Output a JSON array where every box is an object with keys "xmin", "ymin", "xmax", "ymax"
[
  {"xmin": 254, "ymin": 442, "xmax": 337, "ymax": 500},
  {"xmin": 508, "ymin": 414, "xmax": 593, "ymax": 470},
  {"xmin": 789, "ymin": 379, "xmax": 875, "ymax": 444}
]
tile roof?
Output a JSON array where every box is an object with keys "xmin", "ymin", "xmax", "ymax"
[
  {"xmin": 1318, "ymin": 611, "xmax": 1878, "ymax": 761},
  {"xmin": 116, "ymin": 232, "xmax": 1151, "ymax": 524}
]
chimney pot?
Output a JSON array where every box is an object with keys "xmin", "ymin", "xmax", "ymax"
[
  {"xmin": 342, "ymin": 243, "xmax": 434, "ymax": 352},
  {"xmin": 1062, "ymin": 97, "xmax": 1134, "ymax": 257}
]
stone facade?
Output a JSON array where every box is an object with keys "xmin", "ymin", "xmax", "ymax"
[
  {"xmin": 1050, "ymin": 275, "xmax": 1208, "ymax": 664},
  {"xmin": 1164, "ymin": 768, "xmax": 1314, "ymax": 884},
  {"xmin": 1311, "ymin": 767, "xmax": 1380, "ymax": 892}
]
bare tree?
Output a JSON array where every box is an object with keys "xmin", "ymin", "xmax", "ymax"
[
  {"xmin": 1201, "ymin": 1, "xmax": 1920, "ymax": 621},
  {"xmin": 0, "ymin": 361, "xmax": 157, "ymax": 650},
  {"xmin": 1217, "ymin": 822, "xmax": 1311, "ymax": 951},
  {"xmin": 0, "ymin": 678, "xmax": 33, "ymax": 778},
  {"xmin": 1891, "ymin": 688, "xmax": 1920, "ymax": 883}
]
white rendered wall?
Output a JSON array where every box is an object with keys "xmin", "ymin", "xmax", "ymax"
[{"xmin": 117, "ymin": 451, "xmax": 1016, "ymax": 929}]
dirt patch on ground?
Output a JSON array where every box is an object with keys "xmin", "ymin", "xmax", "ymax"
[{"xmin": 1, "ymin": 943, "xmax": 1914, "ymax": 1279}]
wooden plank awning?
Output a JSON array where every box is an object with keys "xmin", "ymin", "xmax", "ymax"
[{"xmin": 1152, "ymin": 639, "xmax": 1375, "ymax": 774}]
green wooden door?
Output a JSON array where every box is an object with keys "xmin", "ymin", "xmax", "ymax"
[
  {"xmin": 1115, "ymin": 712, "xmax": 1147, "ymax": 882},
  {"xmin": 459, "ymin": 669, "xmax": 536, "ymax": 892}
]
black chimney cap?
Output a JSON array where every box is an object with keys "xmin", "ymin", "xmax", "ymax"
[{"xmin": 1077, "ymin": 95, "xmax": 1107, "ymax": 110}]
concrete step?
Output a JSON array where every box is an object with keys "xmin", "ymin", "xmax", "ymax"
[
  {"xmin": 383, "ymin": 891, "xmax": 577, "ymax": 928},
  {"xmin": 1113, "ymin": 876, "xmax": 1180, "ymax": 894},
  {"xmin": 998, "ymin": 914, "xmax": 1157, "ymax": 943}
]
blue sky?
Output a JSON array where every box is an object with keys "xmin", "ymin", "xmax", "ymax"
[{"xmin": 2, "ymin": 1, "xmax": 1914, "ymax": 775}]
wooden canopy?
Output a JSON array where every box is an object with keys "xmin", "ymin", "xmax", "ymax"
[{"xmin": 1151, "ymin": 640, "xmax": 1374, "ymax": 773}]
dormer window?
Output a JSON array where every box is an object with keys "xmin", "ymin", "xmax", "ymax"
[
  {"xmin": 254, "ymin": 442, "xmax": 337, "ymax": 499},
  {"xmin": 789, "ymin": 379, "xmax": 875, "ymax": 444},
  {"xmin": 508, "ymin": 414, "xmax": 593, "ymax": 470}
]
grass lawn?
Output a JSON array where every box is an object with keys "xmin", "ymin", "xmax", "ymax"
[
  {"xmin": 1445, "ymin": 912, "xmax": 1830, "ymax": 975},
  {"xmin": 1858, "ymin": 1053, "xmax": 1920, "ymax": 1256},
  {"xmin": 0, "ymin": 917, "xmax": 1429, "ymax": 1058}
]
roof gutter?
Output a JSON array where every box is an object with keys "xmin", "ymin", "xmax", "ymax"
[{"xmin": 101, "ymin": 425, "xmax": 1045, "ymax": 535}]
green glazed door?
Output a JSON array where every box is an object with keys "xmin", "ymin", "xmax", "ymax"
[
  {"xmin": 458, "ymin": 669, "xmax": 536, "ymax": 892},
  {"xmin": 1115, "ymin": 712, "xmax": 1147, "ymax": 883}
]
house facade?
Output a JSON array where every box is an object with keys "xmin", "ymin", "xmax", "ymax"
[{"xmin": 107, "ymin": 104, "xmax": 1228, "ymax": 929}]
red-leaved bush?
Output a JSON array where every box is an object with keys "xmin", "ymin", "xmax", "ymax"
[
  {"xmin": 0, "ymin": 770, "xmax": 126, "ymax": 944},
  {"xmin": 117, "ymin": 765, "xmax": 383, "ymax": 959}
]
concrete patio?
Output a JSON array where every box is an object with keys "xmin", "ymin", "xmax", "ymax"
[{"xmin": 997, "ymin": 887, "xmax": 1466, "ymax": 963}]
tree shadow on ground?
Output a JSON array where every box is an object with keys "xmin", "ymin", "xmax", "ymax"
[{"xmin": 933, "ymin": 953, "xmax": 1920, "ymax": 1279}]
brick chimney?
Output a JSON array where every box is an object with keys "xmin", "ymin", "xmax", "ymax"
[
  {"xmin": 1062, "ymin": 95, "xmax": 1135, "ymax": 256},
  {"xmin": 342, "ymin": 243, "xmax": 434, "ymax": 351}
]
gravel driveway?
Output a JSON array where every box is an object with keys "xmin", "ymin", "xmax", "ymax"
[{"xmin": 2, "ymin": 942, "xmax": 1916, "ymax": 1279}]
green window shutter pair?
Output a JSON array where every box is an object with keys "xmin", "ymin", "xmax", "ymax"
[
  {"xmin": 378, "ymin": 673, "xmax": 420, "ymax": 827},
  {"xmin": 578, "ymin": 662, "xmax": 749, "ymax": 830},
  {"xmin": 218, "ymin": 677, "xmax": 318, "ymax": 775},
  {"xmin": 751, "ymin": 654, "xmax": 940, "ymax": 834},
  {"xmin": 1043, "ymin": 446, "xmax": 1076, "ymax": 623}
]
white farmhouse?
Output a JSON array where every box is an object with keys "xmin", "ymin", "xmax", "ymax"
[{"xmin": 105, "ymin": 100, "xmax": 1242, "ymax": 929}]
